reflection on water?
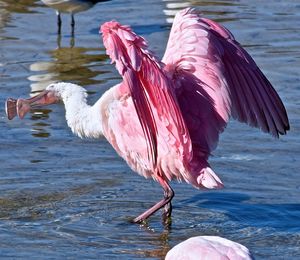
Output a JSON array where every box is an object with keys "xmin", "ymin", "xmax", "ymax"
[
  {"xmin": 0, "ymin": 3, "xmax": 10, "ymax": 30},
  {"xmin": 0, "ymin": 190, "xmax": 66, "ymax": 220},
  {"xmin": 0, "ymin": 0, "xmax": 39, "ymax": 14},
  {"xmin": 30, "ymin": 109, "xmax": 52, "ymax": 138},
  {"xmin": 0, "ymin": 0, "xmax": 38, "ymax": 33},
  {"xmin": 29, "ymin": 41, "xmax": 109, "ymax": 93},
  {"xmin": 122, "ymin": 229, "xmax": 171, "ymax": 259},
  {"xmin": 163, "ymin": 0, "xmax": 241, "ymax": 23},
  {"xmin": 27, "ymin": 36, "xmax": 110, "ymax": 138},
  {"xmin": 0, "ymin": 0, "xmax": 299, "ymax": 259}
]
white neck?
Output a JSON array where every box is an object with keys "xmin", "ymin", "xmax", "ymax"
[{"xmin": 63, "ymin": 93, "xmax": 103, "ymax": 139}]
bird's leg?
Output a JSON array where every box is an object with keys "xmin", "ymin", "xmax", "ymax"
[
  {"xmin": 133, "ymin": 177, "xmax": 174, "ymax": 224},
  {"xmin": 162, "ymin": 188, "xmax": 173, "ymax": 225},
  {"xmin": 70, "ymin": 36, "xmax": 75, "ymax": 48},
  {"xmin": 56, "ymin": 11, "xmax": 61, "ymax": 34},
  {"xmin": 71, "ymin": 14, "xmax": 75, "ymax": 36},
  {"xmin": 57, "ymin": 34, "xmax": 62, "ymax": 49}
]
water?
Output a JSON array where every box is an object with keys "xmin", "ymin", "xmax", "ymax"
[{"xmin": 0, "ymin": 0, "xmax": 299, "ymax": 259}]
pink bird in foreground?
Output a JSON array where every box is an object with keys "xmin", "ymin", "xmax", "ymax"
[
  {"xmin": 6, "ymin": 8, "xmax": 289, "ymax": 223},
  {"xmin": 165, "ymin": 236, "xmax": 253, "ymax": 260}
]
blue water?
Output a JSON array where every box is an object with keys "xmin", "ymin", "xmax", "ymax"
[{"xmin": 0, "ymin": 0, "xmax": 299, "ymax": 259}]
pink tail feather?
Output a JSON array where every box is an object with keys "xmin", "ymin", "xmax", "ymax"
[
  {"xmin": 186, "ymin": 159, "xmax": 224, "ymax": 189},
  {"xmin": 197, "ymin": 167, "xmax": 224, "ymax": 189}
]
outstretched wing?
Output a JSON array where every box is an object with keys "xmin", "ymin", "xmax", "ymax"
[
  {"xmin": 162, "ymin": 8, "xmax": 289, "ymax": 153},
  {"xmin": 101, "ymin": 21, "xmax": 192, "ymax": 172}
]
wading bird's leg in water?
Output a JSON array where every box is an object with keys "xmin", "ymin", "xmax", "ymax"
[
  {"xmin": 133, "ymin": 176, "xmax": 174, "ymax": 224},
  {"xmin": 163, "ymin": 188, "xmax": 173, "ymax": 225},
  {"xmin": 71, "ymin": 14, "xmax": 75, "ymax": 36},
  {"xmin": 56, "ymin": 11, "xmax": 62, "ymax": 34}
]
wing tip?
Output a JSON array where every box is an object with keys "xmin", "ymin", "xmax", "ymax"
[{"xmin": 276, "ymin": 122, "xmax": 290, "ymax": 137}]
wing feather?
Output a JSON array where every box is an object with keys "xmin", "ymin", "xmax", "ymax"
[
  {"xmin": 162, "ymin": 8, "xmax": 289, "ymax": 155},
  {"xmin": 101, "ymin": 21, "xmax": 192, "ymax": 171}
]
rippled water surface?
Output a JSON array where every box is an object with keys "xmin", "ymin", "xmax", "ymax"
[{"xmin": 1, "ymin": 0, "xmax": 300, "ymax": 259}]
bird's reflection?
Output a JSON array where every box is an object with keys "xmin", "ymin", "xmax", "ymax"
[
  {"xmin": 30, "ymin": 109, "xmax": 51, "ymax": 138},
  {"xmin": 0, "ymin": 0, "xmax": 39, "ymax": 14},
  {"xmin": 28, "ymin": 39, "xmax": 110, "ymax": 138},
  {"xmin": 56, "ymin": 34, "xmax": 75, "ymax": 48},
  {"xmin": 29, "ymin": 39, "xmax": 108, "ymax": 92},
  {"xmin": 0, "ymin": 0, "xmax": 39, "ymax": 30},
  {"xmin": 122, "ymin": 228, "xmax": 171, "ymax": 260}
]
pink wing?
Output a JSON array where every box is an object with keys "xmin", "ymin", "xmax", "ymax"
[
  {"xmin": 100, "ymin": 21, "xmax": 192, "ymax": 173},
  {"xmin": 162, "ymin": 8, "xmax": 289, "ymax": 154}
]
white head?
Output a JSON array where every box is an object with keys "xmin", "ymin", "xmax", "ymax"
[
  {"xmin": 46, "ymin": 82, "xmax": 104, "ymax": 138},
  {"xmin": 45, "ymin": 82, "xmax": 88, "ymax": 102}
]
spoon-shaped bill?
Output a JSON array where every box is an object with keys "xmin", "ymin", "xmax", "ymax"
[
  {"xmin": 5, "ymin": 98, "xmax": 18, "ymax": 120},
  {"xmin": 5, "ymin": 90, "xmax": 59, "ymax": 120}
]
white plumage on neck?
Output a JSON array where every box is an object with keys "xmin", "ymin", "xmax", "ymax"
[
  {"xmin": 65, "ymin": 97, "xmax": 103, "ymax": 139},
  {"xmin": 46, "ymin": 82, "xmax": 103, "ymax": 138}
]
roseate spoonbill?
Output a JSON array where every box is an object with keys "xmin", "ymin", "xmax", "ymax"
[
  {"xmin": 165, "ymin": 236, "xmax": 253, "ymax": 260},
  {"xmin": 6, "ymin": 8, "xmax": 289, "ymax": 223},
  {"xmin": 41, "ymin": 0, "xmax": 110, "ymax": 34}
]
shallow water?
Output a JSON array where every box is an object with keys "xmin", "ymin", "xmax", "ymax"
[{"xmin": 0, "ymin": 0, "xmax": 300, "ymax": 259}]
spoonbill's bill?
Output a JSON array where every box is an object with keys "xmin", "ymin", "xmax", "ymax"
[
  {"xmin": 41, "ymin": 0, "xmax": 110, "ymax": 34},
  {"xmin": 6, "ymin": 8, "xmax": 289, "ymax": 223},
  {"xmin": 165, "ymin": 236, "xmax": 253, "ymax": 260}
]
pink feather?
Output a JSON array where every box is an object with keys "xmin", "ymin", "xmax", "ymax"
[
  {"xmin": 101, "ymin": 21, "xmax": 192, "ymax": 177},
  {"xmin": 166, "ymin": 236, "xmax": 253, "ymax": 260},
  {"xmin": 100, "ymin": 8, "xmax": 288, "ymax": 191},
  {"xmin": 6, "ymin": 8, "xmax": 289, "ymax": 223}
]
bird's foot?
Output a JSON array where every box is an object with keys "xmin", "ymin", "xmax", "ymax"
[
  {"xmin": 131, "ymin": 178, "xmax": 174, "ymax": 225},
  {"xmin": 162, "ymin": 213, "xmax": 172, "ymax": 228},
  {"xmin": 162, "ymin": 201, "xmax": 172, "ymax": 227},
  {"xmin": 130, "ymin": 217, "xmax": 148, "ymax": 225}
]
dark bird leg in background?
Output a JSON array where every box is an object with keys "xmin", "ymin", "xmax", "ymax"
[
  {"xmin": 56, "ymin": 11, "xmax": 62, "ymax": 34},
  {"xmin": 133, "ymin": 176, "xmax": 174, "ymax": 224},
  {"xmin": 56, "ymin": 34, "xmax": 61, "ymax": 48},
  {"xmin": 71, "ymin": 14, "xmax": 75, "ymax": 36}
]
